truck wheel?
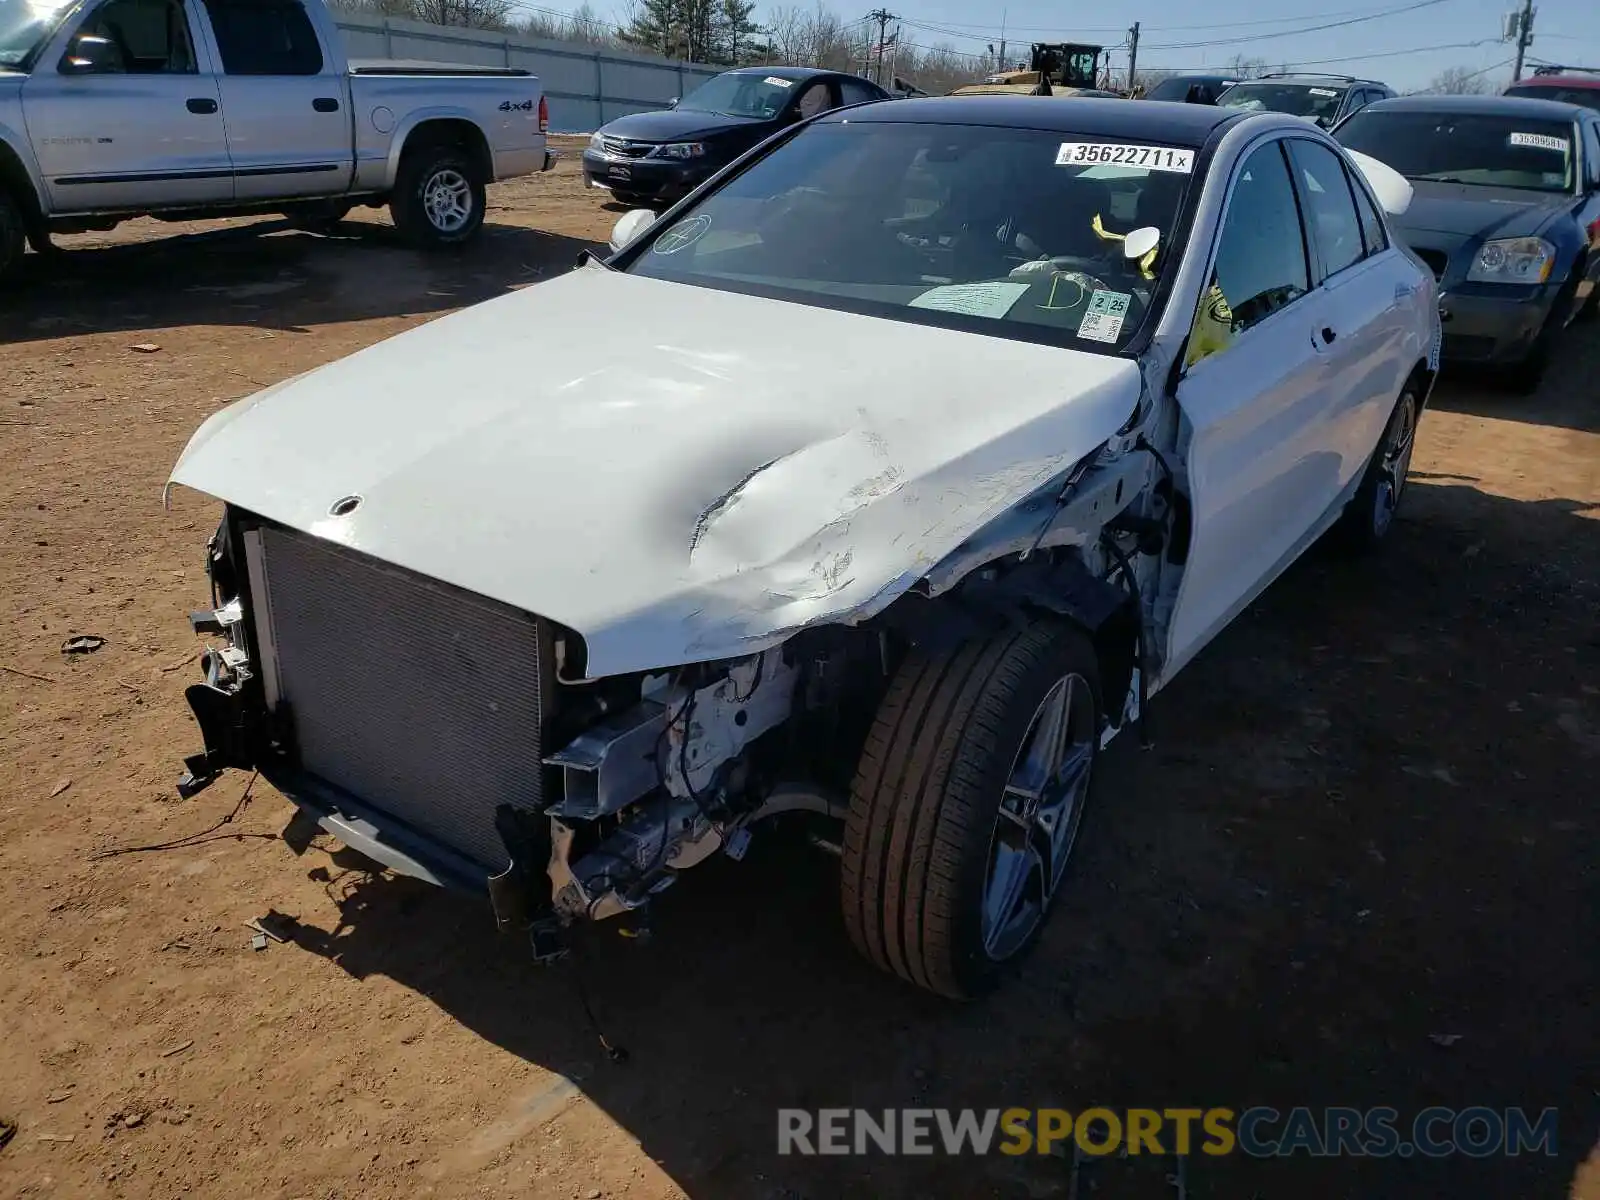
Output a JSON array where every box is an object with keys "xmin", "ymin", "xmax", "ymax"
[
  {"xmin": 390, "ymin": 145, "xmax": 485, "ymax": 248},
  {"xmin": 0, "ymin": 189, "xmax": 26, "ymax": 282},
  {"xmin": 1334, "ymin": 382, "xmax": 1419, "ymax": 552},
  {"xmin": 842, "ymin": 622, "xmax": 1102, "ymax": 999}
]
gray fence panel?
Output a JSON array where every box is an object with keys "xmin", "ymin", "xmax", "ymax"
[{"xmin": 333, "ymin": 13, "xmax": 725, "ymax": 133}]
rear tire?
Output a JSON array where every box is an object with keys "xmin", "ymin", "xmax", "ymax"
[
  {"xmin": 0, "ymin": 189, "xmax": 26, "ymax": 282},
  {"xmin": 841, "ymin": 622, "xmax": 1102, "ymax": 999},
  {"xmin": 390, "ymin": 144, "xmax": 485, "ymax": 249},
  {"xmin": 1334, "ymin": 383, "xmax": 1419, "ymax": 553}
]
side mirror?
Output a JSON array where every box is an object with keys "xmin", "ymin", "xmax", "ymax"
[
  {"xmin": 609, "ymin": 208, "xmax": 655, "ymax": 253},
  {"xmin": 1343, "ymin": 148, "xmax": 1414, "ymax": 217},
  {"xmin": 59, "ymin": 33, "xmax": 121, "ymax": 74},
  {"xmin": 1123, "ymin": 226, "xmax": 1161, "ymax": 262},
  {"xmin": 666, "ymin": 97, "xmax": 679, "ymax": 109}
]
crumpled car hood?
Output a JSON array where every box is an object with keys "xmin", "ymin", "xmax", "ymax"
[{"xmin": 170, "ymin": 268, "xmax": 1142, "ymax": 675}]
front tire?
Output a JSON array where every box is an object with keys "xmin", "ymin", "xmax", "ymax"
[
  {"xmin": 1334, "ymin": 383, "xmax": 1419, "ymax": 552},
  {"xmin": 842, "ymin": 623, "xmax": 1101, "ymax": 999},
  {"xmin": 389, "ymin": 145, "xmax": 485, "ymax": 249}
]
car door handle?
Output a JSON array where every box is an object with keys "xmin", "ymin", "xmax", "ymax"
[
  {"xmin": 186, "ymin": 97, "xmax": 218, "ymax": 114},
  {"xmin": 313, "ymin": 97, "xmax": 339, "ymax": 113}
]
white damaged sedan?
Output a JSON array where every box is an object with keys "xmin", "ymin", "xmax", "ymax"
[{"xmin": 168, "ymin": 97, "xmax": 1438, "ymax": 999}]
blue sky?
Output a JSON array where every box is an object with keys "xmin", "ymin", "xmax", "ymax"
[{"xmin": 798, "ymin": 0, "xmax": 1598, "ymax": 93}]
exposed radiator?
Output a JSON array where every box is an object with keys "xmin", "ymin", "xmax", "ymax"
[{"xmin": 250, "ymin": 525, "xmax": 545, "ymax": 873}]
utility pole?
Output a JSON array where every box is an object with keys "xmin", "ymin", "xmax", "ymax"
[
  {"xmin": 1127, "ymin": 20, "xmax": 1141, "ymax": 92},
  {"xmin": 867, "ymin": 7, "xmax": 896, "ymax": 85},
  {"xmin": 997, "ymin": 8, "xmax": 1006, "ymax": 73},
  {"xmin": 1510, "ymin": 0, "xmax": 1534, "ymax": 81}
]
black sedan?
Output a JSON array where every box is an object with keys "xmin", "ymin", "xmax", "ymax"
[
  {"xmin": 1335, "ymin": 94, "xmax": 1600, "ymax": 388},
  {"xmin": 582, "ymin": 66, "xmax": 889, "ymax": 208}
]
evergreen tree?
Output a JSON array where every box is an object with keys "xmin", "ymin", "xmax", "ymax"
[
  {"xmin": 716, "ymin": 0, "xmax": 761, "ymax": 65},
  {"xmin": 620, "ymin": 0, "xmax": 684, "ymax": 58}
]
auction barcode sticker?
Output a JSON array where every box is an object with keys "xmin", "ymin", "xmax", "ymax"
[
  {"xmin": 1056, "ymin": 143, "xmax": 1195, "ymax": 173},
  {"xmin": 1509, "ymin": 131, "xmax": 1566, "ymax": 152},
  {"xmin": 764, "ymin": 76, "xmax": 793, "ymax": 87}
]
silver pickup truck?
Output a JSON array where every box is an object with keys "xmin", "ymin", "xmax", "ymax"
[{"xmin": 0, "ymin": 0, "xmax": 555, "ymax": 277}]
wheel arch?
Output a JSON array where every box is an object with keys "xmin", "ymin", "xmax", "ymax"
[
  {"xmin": 871, "ymin": 555, "xmax": 1142, "ymax": 738},
  {"xmin": 0, "ymin": 134, "xmax": 45, "ymax": 228},
  {"xmin": 1405, "ymin": 355, "xmax": 1436, "ymax": 413},
  {"xmin": 387, "ymin": 113, "xmax": 493, "ymax": 189}
]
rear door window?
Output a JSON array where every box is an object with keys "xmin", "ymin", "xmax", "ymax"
[
  {"xmin": 1346, "ymin": 160, "xmax": 1388, "ymax": 254},
  {"xmin": 202, "ymin": 0, "xmax": 322, "ymax": 75},
  {"xmin": 1287, "ymin": 139, "xmax": 1366, "ymax": 278},
  {"xmin": 838, "ymin": 78, "xmax": 882, "ymax": 106}
]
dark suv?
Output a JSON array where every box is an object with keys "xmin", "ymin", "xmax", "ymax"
[{"xmin": 1216, "ymin": 73, "xmax": 1395, "ymax": 129}]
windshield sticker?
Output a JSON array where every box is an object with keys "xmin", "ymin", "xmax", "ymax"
[
  {"xmin": 908, "ymin": 281, "xmax": 1030, "ymax": 319},
  {"xmin": 1077, "ymin": 289, "xmax": 1132, "ymax": 343},
  {"xmin": 764, "ymin": 76, "xmax": 793, "ymax": 88},
  {"xmin": 1309, "ymin": 87, "xmax": 1340, "ymax": 97},
  {"xmin": 652, "ymin": 214, "xmax": 712, "ymax": 255},
  {"xmin": 1056, "ymin": 143, "xmax": 1194, "ymax": 173},
  {"xmin": 1509, "ymin": 131, "xmax": 1566, "ymax": 152}
]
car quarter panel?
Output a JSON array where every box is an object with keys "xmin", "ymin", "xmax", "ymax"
[{"xmin": 351, "ymin": 81, "xmax": 544, "ymax": 192}]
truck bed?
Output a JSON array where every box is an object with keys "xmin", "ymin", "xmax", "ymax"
[{"xmin": 347, "ymin": 58, "xmax": 531, "ymax": 77}]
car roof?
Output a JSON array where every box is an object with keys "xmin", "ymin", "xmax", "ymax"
[
  {"xmin": 1360, "ymin": 93, "xmax": 1588, "ymax": 119},
  {"xmin": 1508, "ymin": 73, "xmax": 1600, "ymax": 90},
  {"xmin": 726, "ymin": 65, "xmax": 859, "ymax": 84},
  {"xmin": 1227, "ymin": 75, "xmax": 1382, "ymax": 88},
  {"xmin": 824, "ymin": 95, "xmax": 1244, "ymax": 146}
]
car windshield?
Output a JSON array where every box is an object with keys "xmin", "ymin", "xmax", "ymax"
[
  {"xmin": 676, "ymin": 72, "xmax": 799, "ymax": 119},
  {"xmin": 622, "ymin": 120, "xmax": 1197, "ymax": 353},
  {"xmin": 1218, "ymin": 82, "xmax": 1347, "ymax": 126},
  {"xmin": 0, "ymin": 0, "xmax": 75, "ymax": 68},
  {"xmin": 1503, "ymin": 84, "xmax": 1600, "ymax": 112},
  {"xmin": 1335, "ymin": 110, "xmax": 1575, "ymax": 193}
]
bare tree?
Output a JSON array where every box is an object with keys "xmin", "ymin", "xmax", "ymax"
[
  {"xmin": 1425, "ymin": 64, "xmax": 1492, "ymax": 94},
  {"xmin": 1224, "ymin": 54, "xmax": 1272, "ymax": 79}
]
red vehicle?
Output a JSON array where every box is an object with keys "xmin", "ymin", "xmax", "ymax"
[{"xmin": 1505, "ymin": 66, "xmax": 1600, "ymax": 112}]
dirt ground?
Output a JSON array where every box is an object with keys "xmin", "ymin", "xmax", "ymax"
[{"xmin": 2, "ymin": 142, "xmax": 1597, "ymax": 1199}]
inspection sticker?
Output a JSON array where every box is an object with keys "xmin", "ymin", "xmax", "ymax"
[
  {"xmin": 1077, "ymin": 289, "xmax": 1132, "ymax": 343},
  {"xmin": 1509, "ymin": 131, "xmax": 1566, "ymax": 152},
  {"xmin": 1056, "ymin": 142, "xmax": 1194, "ymax": 173},
  {"xmin": 764, "ymin": 76, "xmax": 793, "ymax": 87},
  {"xmin": 1309, "ymin": 87, "xmax": 1340, "ymax": 97}
]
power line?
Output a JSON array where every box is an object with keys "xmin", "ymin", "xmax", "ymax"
[
  {"xmin": 1141, "ymin": 37, "xmax": 1499, "ymax": 72},
  {"xmin": 892, "ymin": 0, "xmax": 1467, "ymax": 42},
  {"xmin": 1142, "ymin": 0, "xmax": 1457, "ymax": 51}
]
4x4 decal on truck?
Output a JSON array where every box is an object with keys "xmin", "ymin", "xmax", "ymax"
[{"xmin": 499, "ymin": 100, "xmax": 535, "ymax": 112}]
